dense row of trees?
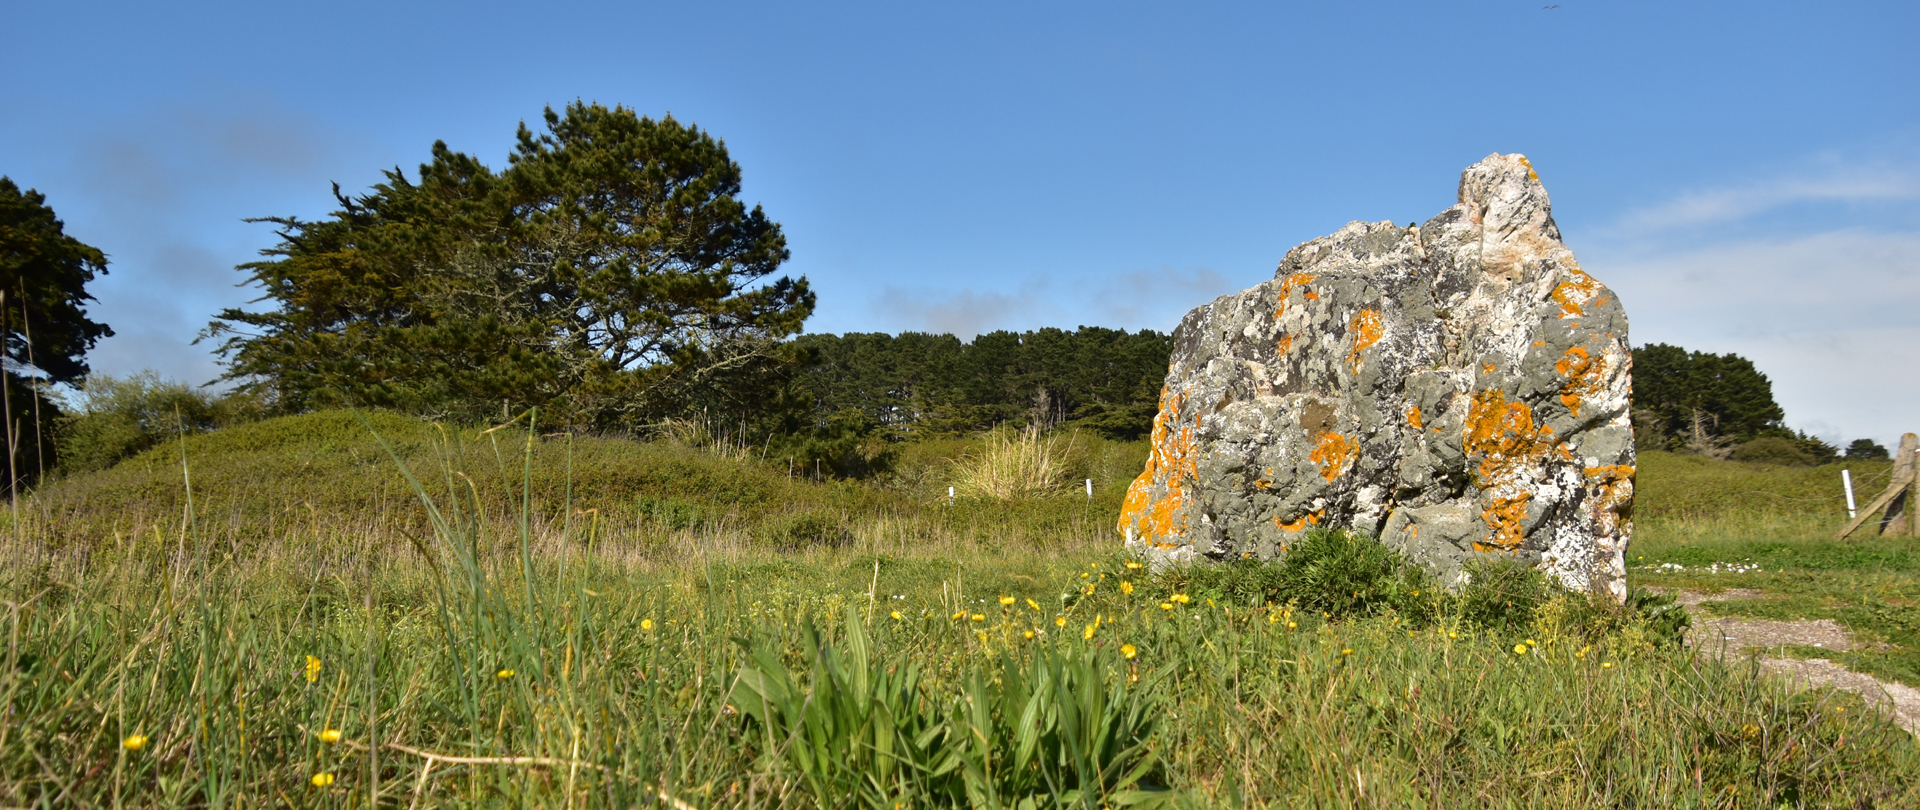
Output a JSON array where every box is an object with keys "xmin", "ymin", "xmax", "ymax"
[{"xmin": 793, "ymin": 328, "xmax": 1171, "ymax": 440}]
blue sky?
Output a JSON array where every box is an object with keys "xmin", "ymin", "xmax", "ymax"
[{"xmin": 3, "ymin": 0, "xmax": 1917, "ymax": 447}]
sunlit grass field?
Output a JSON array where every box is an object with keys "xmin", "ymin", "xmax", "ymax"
[{"xmin": 2, "ymin": 414, "xmax": 1915, "ymax": 808}]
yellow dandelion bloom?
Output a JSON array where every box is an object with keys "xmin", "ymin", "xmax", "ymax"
[
  {"xmin": 1083, "ymin": 624, "xmax": 1096, "ymax": 640},
  {"xmin": 1121, "ymin": 644, "xmax": 1137, "ymax": 659},
  {"xmin": 1120, "ymin": 581, "xmax": 1134, "ymax": 595},
  {"xmin": 1026, "ymin": 598, "xmax": 1040, "ymax": 611},
  {"xmin": 1602, "ymin": 662, "xmax": 1614, "ymax": 669},
  {"xmin": 1341, "ymin": 648, "xmax": 1353, "ymax": 656},
  {"xmin": 970, "ymin": 613, "xmax": 985, "ymax": 623},
  {"xmin": 1171, "ymin": 593, "xmax": 1190, "ymax": 604},
  {"xmin": 951, "ymin": 611, "xmax": 966, "ymax": 621},
  {"xmin": 311, "ymin": 773, "xmax": 335, "ymax": 787},
  {"xmin": 1023, "ymin": 629, "xmax": 1036, "ymax": 640},
  {"xmin": 1082, "ymin": 584, "xmax": 1096, "ymax": 595},
  {"xmin": 1287, "ymin": 621, "xmax": 1297, "ymax": 629},
  {"xmin": 497, "ymin": 668, "xmax": 516, "ymax": 679},
  {"xmin": 1126, "ymin": 561, "xmax": 1143, "ymax": 570},
  {"xmin": 890, "ymin": 610, "xmax": 903, "ymax": 620},
  {"xmin": 122, "ymin": 734, "xmax": 147, "ymax": 752},
  {"xmin": 318, "ymin": 728, "xmax": 342, "ymax": 744},
  {"xmin": 1000, "ymin": 595, "xmax": 1016, "ymax": 606},
  {"xmin": 1525, "ymin": 639, "xmax": 1537, "ymax": 647},
  {"xmin": 1512, "ymin": 644, "xmax": 1528, "ymax": 656},
  {"xmin": 1055, "ymin": 616, "xmax": 1067, "ymax": 627},
  {"xmin": 1160, "ymin": 602, "xmax": 1174, "ymax": 611},
  {"xmin": 305, "ymin": 655, "xmax": 322, "ymax": 684},
  {"xmin": 1267, "ymin": 612, "xmax": 1279, "ymax": 624},
  {"xmin": 641, "ymin": 618, "xmax": 655, "ymax": 632},
  {"xmin": 1081, "ymin": 572, "xmax": 1090, "ymax": 579}
]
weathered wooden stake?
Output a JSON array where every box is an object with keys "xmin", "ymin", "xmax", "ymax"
[{"xmin": 1838, "ymin": 432, "xmax": 1919, "ymax": 539}]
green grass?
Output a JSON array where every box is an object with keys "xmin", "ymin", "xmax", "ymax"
[{"xmin": 2, "ymin": 419, "xmax": 1917, "ymax": 807}]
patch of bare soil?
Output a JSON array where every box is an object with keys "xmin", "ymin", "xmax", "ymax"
[{"xmin": 1673, "ymin": 589, "xmax": 1920, "ymax": 734}]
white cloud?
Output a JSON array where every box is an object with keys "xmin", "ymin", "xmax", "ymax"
[{"xmin": 1610, "ymin": 157, "xmax": 1920, "ymax": 232}]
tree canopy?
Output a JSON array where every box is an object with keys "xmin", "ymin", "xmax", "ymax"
[
  {"xmin": 0, "ymin": 177, "xmax": 114, "ymax": 489},
  {"xmin": 209, "ymin": 103, "xmax": 812, "ymax": 429},
  {"xmin": 1631, "ymin": 343, "xmax": 1785, "ymax": 452}
]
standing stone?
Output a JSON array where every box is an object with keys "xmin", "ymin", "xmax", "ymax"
[{"xmin": 1118, "ymin": 154, "xmax": 1633, "ymax": 599}]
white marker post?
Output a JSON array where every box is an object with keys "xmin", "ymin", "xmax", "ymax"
[
  {"xmin": 1085, "ymin": 478, "xmax": 1093, "ymax": 501},
  {"xmin": 1842, "ymin": 469, "xmax": 1857, "ymax": 520},
  {"xmin": 948, "ymin": 486, "xmax": 955, "ymax": 507}
]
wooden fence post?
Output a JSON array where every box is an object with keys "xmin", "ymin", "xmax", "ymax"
[{"xmin": 1836, "ymin": 432, "xmax": 1918, "ymax": 540}]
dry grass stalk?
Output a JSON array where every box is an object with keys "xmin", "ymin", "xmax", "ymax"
[{"xmin": 951, "ymin": 426, "xmax": 1075, "ymax": 501}]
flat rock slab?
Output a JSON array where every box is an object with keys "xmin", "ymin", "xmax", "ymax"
[
  {"xmin": 1760, "ymin": 657, "xmax": 1920, "ymax": 735},
  {"xmin": 1691, "ymin": 617, "xmax": 1855, "ymax": 653}
]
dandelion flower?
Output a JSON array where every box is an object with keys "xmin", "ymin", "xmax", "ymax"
[
  {"xmin": 1000, "ymin": 595, "xmax": 1016, "ymax": 606},
  {"xmin": 1081, "ymin": 572, "xmax": 1090, "ymax": 579},
  {"xmin": 1023, "ymin": 629, "xmax": 1036, "ymax": 640},
  {"xmin": 1082, "ymin": 584, "xmax": 1096, "ymax": 595},
  {"xmin": 1171, "ymin": 593, "xmax": 1190, "ymax": 605},
  {"xmin": 1126, "ymin": 561, "xmax": 1143, "ymax": 570},
  {"xmin": 1083, "ymin": 624, "xmax": 1096, "ymax": 640},
  {"xmin": 1121, "ymin": 644, "xmax": 1137, "ymax": 659},
  {"xmin": 311, "ymin": 773, "xmax": 335, "ymax": 787},
  {"xmin": 305, "ymin": 655, "xmax": 322, "ymax": 684},
  {"xmin": 318, "ymin": 728, "xmax": 342, "ymax": 744},
  {"xmin": 890, "ymin": 610, "xmax": 903, "ymax": 621},
  {"xmin": 971, "ymin": 613, "xmax": 985, "ymax": 623},
  {"xmin": 951, "ymin": 611, "xmax": 966, "ymax": 621},
  {"xmin": 1267, "ymin": 612, "xmax": 1279, "ymax": 624},
  {"xmin": 1120, "ymin": 581, "xmax": 1134, "ymax": 595},
  {"xmin": 1026, "ymin": 598, "xmax": 1040, "ymax": 611},
  {"xmin": 1512, "ymin": 644, "xmax": 1528, "ymax": 656},
  {"xmin": 1160, "ymin": 602, "xmax": 1174, "ymax": 611},
  {"xmin": 122, "ymin": 735, "xmax": 148, "ymax": 752},
  {"xmin": 1287, "ymin": 621, "xmax": 1297, "ymax": 629},
  {"xmin": 1055, "ymin": 616, "xmax": 1067, "ymax": 627},
  {"xmin": 1341, "ymin": 648, "xmax": 1353, "ymax": 656},
  {"xmin": 1525, "ymin": 639, "xmax": 1537, "ymax": 647},
  {"xmin": 1602, "ymin": 662, "xmax": 1613, "ymax": 669},
  {"xmin": 641, "ymin": 618, "xmax": 655, "ymax": 632},
  {"xmin": 1447, "ymin": 632, "xmax": 1457, "ymax": 640},
  {"xmin": 497, "ymin": 668, "xmax": 516, "ymax": 679}
]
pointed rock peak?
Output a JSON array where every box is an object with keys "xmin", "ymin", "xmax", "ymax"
[{"xmin": 1456, "ymin": 153, "xmax": 1560, "ymax": 243}]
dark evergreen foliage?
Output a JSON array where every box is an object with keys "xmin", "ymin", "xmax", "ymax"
[
  {"xmin": 0, "ymin": 177, "xmax": 114, "ymax": 490},
  {"xmin": 792, "ymin": 327, "xmax": 1171, "ymax": 440},
  {"xmin": 1847, "ymin": 438, "xmax": 1890, "ymax": 460},
  {"xmin": 1631, "ymin": 343, "xmax": 1785, "ymax": 451},
  {"xmin": 208, "ymin": 103, "xmax": 812, "ymax": 431}
]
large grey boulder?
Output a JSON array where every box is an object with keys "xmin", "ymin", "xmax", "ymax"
[{"xmin": 1118, "ymin": 154, "xmax": 1633, "ymax": 599}]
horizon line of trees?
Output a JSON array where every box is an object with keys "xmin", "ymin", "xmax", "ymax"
[{"xmin": 1, "ymin": 102, "xmax": 1896, "ymax": 487}]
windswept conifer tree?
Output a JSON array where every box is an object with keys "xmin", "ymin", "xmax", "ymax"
[{"xmin": 209, "ymin": 102, "xmax": 813, "ymax": 429}]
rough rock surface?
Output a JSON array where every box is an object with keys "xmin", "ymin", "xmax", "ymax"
[{"xmin": 1118, "ymin": 154, "xmax": 1633, "ymax": 598}]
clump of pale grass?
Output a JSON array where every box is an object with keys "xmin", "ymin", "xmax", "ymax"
[{"xmin": 951, "ymin": 425, "xmax": 1075, "ymax": 500}]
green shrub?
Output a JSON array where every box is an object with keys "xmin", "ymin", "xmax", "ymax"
[
  {"xmin": 54, "ymin": 372, "xmax": 264, "ymax": 474},
  {"xmin": 1730, "ymin": 436, "xmax": 1816, "ymax": 467},
  {"xmin": 1458, "ymin": 557, "xmax": 1553, "ymax": 634},
  {"xmin": 1158, "ymin": 529, "xmax": 1434, "ymax": 621}
]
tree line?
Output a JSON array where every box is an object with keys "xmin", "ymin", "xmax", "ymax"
[{"xmin": 0, "ymin": 102, "xmax": 1889, "ymax": 490}]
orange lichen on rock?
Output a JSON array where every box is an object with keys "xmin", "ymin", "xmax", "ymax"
[
  {"xmin": 1118, "ymin": 387, "xmax": 1199, "ymax": 546},
  {"xmin": 1273, "ymin": 509, "xmax": 1325, "ymax": 533},
  {"xmin": 1583, "ymin": 464, "xmax": 1635, "ymax": 536},
  {"xmin": 1347, "ymin": 309, "xmax": 1383, "ymax": 371},
  {"xmin": 1405, "ymin": 405, "xmax": 1423, "ymax": 429},
  {"xmin": 1463, "ymin": 389, "xmax": 1567, "ymax": 484},
  {"xmin": 1550, "ymin": 266, "xmax": 1600, "ymax": 318},
  {"xmin": 1554, "ymin": 346, "xmax": 1607, "ymax": 417},
  {"xmin": 1272, "ymin": 273, "xmax": 1317, "ymax": 320},
  {"xmin": 1276, "ymin": 334, "xmax": 1293, "ymax": 354},
  {"xmin": 1307, "ymin": 431, "xmax": 1359, "ymax": 481},
  {"xmin": 1476, "ymin": 493, "xmax": 1531, "ymax": 551}
]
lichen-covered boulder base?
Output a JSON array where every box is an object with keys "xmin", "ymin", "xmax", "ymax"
[{"xmin": 1119, "ymin": 154, "xmax": 1633, "ymax": 599}]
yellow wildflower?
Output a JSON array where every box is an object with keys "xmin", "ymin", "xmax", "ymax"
[
  {"xmin": 951, "ymin": 611, "xmax": 966, "ymax": 621},
  {"xmin": 970, "ymin": 613, "xmax": 985, "ymax": 623},
  {"xmin": 1512, "ymin": 644, "xmax": 1528, "ymax": 656},
  {"xmin": 1287, "ymin": 621, "xmax": 1297, "ymax": 629},
  {"xmin": 1171, "ymin": 593, "xmax": 1191, "ymax": 604},
  {"xmin": 122, "ymin": 735, "xmax": 147, "ymax": 752},
  {"xmin": 1055, "ymin": 616, "xmax": 1067, "ymax": 627},
  {"xmin": 890, "ymin": 610, "xmax": 903, "ymax": 620},
  {"xmin": 641, "ymin": 618, "xmax": 655, "ymax": 632},
  {"xmin": 1120, "ymin": 580, "xmax": 1134, "ymax": 595},
  {"xmin": 1160, "ymin": 602, "xmax": 1174, "ymax": 611},
  {"xmin": 1023, "ymin": 629, "xmax": 1036, "ymax": 640},
  {"xmin": 1341, "ymin": 648, "xmax": 1353, "ymax": 656},
  {"xmin": 1026, "ymin": 598, "xmax": 1040, "ymax": 611},
  {"xmin": 318, "ymin": 728, "xmax": 342, "ymax": 744},
  {"xmin": 1082, "ymin": 584, "xmax": 1096, "ymax": 595},
  {"xmin": 1602, "ymin": 662, "xmax": 1614, "ymax": 669},
  {"xmin": 1121, "ymin": 643, "xmax": 1137, "ymax": 659},
  {"xmin": 1000, "ymin": 595, "xmax": 1016, "ymax": 606},
  {"xmin": 1083, "ymin": 624, "xmax": 1096, "ymax": 640},
  {"xmin": 305, "ymin": 655, "xmax": 322, "ymax": 683},
  {"xmin": 1125, "ymin": 561, "xmax": 1143, "ymax": 570},
  {"xmin": 311, "ymin": 773, "xmax": 335, "ymax": 787},
  {"xmin": 497, "ymin": 668, "xmax": 516, "ymax": 679}
]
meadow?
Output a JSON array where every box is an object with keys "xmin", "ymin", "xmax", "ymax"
[{"xmin": 2, "ymin": 412, "xmax": 1915, "ymax": 808}]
